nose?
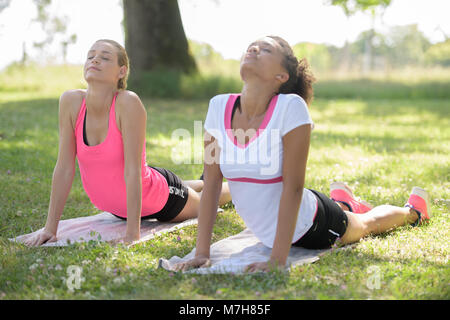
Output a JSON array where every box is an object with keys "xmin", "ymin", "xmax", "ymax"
[
  {"xmin": 92, "ymin": 56, "xmax": 99, "ymax": 64},
  {"xmin": 248, "ymin": 45, "xmax": 259, "ymax": 54}
]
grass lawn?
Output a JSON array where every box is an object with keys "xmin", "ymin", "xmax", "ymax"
[{"xmin": 0, "ymin": 83, "xmax": 449, "ymax": 300}]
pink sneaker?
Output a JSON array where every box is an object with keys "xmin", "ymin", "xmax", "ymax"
[
  {"xmin": 330, "ymin": 182, "xmax": 373, "ymax": 214},
  {"xmin": 405, "ymin": 187, "xmax": 430, "ymax": 225}
]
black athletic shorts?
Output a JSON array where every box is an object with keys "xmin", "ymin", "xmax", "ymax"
[
  {"xmin": 112, "ymin": 166, "xmax": 189, "ymax": 222},
  {"xmin": 292, "ymin": 189, "xmax": 348, "ymax": 249}
]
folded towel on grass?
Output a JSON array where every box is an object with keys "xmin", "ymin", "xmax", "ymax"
[
  {"xmin": 159, "ymin": 228, "xmax": 354, "ymax": 274},
  {"xmin": 9, "ymin": 212, "xmax": 198, "ymax": 247}
]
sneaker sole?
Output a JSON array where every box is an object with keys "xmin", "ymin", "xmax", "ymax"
[
  {"xmin": 330, "ymin": 182, "xmax": 374, "ymax": 210},
  {"xmin": 330, "ymin": 182, "xmax": 373, "ymax": 210},
  {"xmin": 411, "ymin": 186, "xmax": 431, "ymax": 219},
  {"xmin": 330, "ymin": 182, "xmax": 355, "ymax": 198}
]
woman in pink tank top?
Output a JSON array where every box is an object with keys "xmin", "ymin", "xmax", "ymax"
[{"xmin": 24, "ymin": 39, "xmax": 231, "ymax": 246}]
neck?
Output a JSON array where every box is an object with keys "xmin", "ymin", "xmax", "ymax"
[
  {"xmin": 85, "ymin": 83, "xmax": 118, "ymax": 114},
  {"xmin": 240, "ymin": 81, "xmax": 277, "ymax": 118}
]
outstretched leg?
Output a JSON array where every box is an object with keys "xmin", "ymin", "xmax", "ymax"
[
  {"xmin": 339, "ymin": 205, "xmax": 419, "ymax": 245},
  {"xmin": 169, "ymin": 182, "xmax": 231, "ymax": 222},
  {"xmin": 184, "ymin": 180, "xmax": 204, "ymax": 192}
]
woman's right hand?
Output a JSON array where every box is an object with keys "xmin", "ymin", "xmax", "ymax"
[
  {"xmin": 174, "ymin": 255, "xmax": 211, "ymax": 272},
  {"xmin": 23, "ymin": 230, "xmax": 57, "ymax": 247}
]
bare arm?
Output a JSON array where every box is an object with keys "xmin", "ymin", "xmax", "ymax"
[
  {"xmin": 245, "ymin": 124, "xmax": 311, "ymax": 271},
  {"xmin": 195, "ymin": 132, "xmax": 223, "ymax": 258},
  {"xmin": 175, "ymin": 132, "xmax": 222, "ymax": 271},
  {"xmin": 118, "ymin": 92, "xmax": 147, "ymax": 243},
  {"xmin": 25, "ymin": 91, "xmax": 78, "ymax": 246},
  {"xmin": 270, "ymin": 124, "xmax": 311, "ymax": 266}
]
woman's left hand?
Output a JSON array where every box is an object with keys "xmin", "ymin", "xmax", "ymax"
[
  {"xmin": 109, "ymin": 234, "xmax": 140, "ymax": 247},
  {"xmin": 244, "ymin": 260, "xmax": 285, "ymax": 273}
]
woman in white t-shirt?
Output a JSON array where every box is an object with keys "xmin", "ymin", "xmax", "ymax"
[{"xmin": 175, "ymin": 36, "xmax": 429, "ymax": 273}]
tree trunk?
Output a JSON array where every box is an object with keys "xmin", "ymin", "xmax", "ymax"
[{"xmin": 123, "ymin": 0, "xmax": 196, "ymax": 74}]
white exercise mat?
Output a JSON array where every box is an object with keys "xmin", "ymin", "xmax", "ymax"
[
  {"xmin": 9, "ymin": 212, "xmax": 198, "ymax": 246},
  {"xmin": 159, "ymin": 228, "xmax": 350, "ymax": 274}
]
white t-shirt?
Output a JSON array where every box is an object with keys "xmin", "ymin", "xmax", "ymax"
[{"xmin": 204, "ymin": 93, "xmax": 318, "ymax": 248}]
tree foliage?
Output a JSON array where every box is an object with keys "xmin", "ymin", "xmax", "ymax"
[
  {"xmin": 32, "ymin": 0, "xmax": 77, "ymax": 60},
  {"xmin": 328, "ymin": 0, "xmax": 391, "ymax": 16},
  {"xmin": 425, "ymin": 39, "xmax": 450, "ymax": 66},
  {"xmin": 293, "ymin": 43, "xmax": 331, "ymax": 72}
]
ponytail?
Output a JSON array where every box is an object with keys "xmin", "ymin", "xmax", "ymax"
[{"xmin": 268, "ymin": 36, "xmax": 316, "ymax": 105}]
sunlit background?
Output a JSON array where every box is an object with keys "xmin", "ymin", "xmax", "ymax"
[{"xmin": 1, "ymin": 0, "xmax": 449, "ymax": 72}]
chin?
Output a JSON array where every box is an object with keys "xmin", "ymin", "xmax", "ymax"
[{"xmin": 240, "ymin": 63, "xmax": 257, "ymax": 80}]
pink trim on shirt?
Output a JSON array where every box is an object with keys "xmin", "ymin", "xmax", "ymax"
[
  {"xmin": 225, "ymin": 176, "xmax": 283, "ymax": 184},
  {"xmin": 224, "ymin": 94, "xmax": 279, "ymax": 149}
]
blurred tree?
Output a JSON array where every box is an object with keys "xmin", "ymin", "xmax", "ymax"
[
  {"xmin": 32, "ymin": 0, "xmax": 77, "ymax": 64},
  {"xmin": 424, "ymin": 39, "xmax": 450, "ymax": 67},
  {"xmin": 123, "ymin": 0, "xmax": 197, "ymax": 75},
  {"xmin": 385, "ymin": 24, "xmax": 431, "ymax": 67},
  {"xmin": 188, "ymin": 39, "xmax": 239, "ymax": 77},
  {"xmin": 328, "ymin": 0, "xmax": 392, "ymax": 73},
  {"xmin": 292, "ymin": 42, "xmax": 332, "ymax": 72},
  {"xmin": 351, "ymin": 29, "xmax": 389, "ymax": 70},
  {"xmin": 0, "ymin": 0, "xmax": 11, "ymax": 12},
  {"xmin": 0, "ymin": 0, "xmax": 11, "ymax": 40},
  {"xmin": 189, "ymin": 40, "xmax": 223, "ymax": 64},
  {"xmin": 328, "ymin": 0, "xmax": 391, "ymax": 16}
]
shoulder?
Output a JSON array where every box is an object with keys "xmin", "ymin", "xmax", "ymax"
[
  {"xmin": 277, "ymin": 93, "xmax": 314, "ymax": 135},
  {"xmin": 209, "ymin": 93, "xmax": 232, "ymax": 108},
  {"xmin": 116, "ymin": 90, "xmax": 144, "ymax": 107},
  {"xmin": 206, "ymin": 93, "xmax": 233, "ymax": 119},
  {"xmin": 278, "ymin": 93, "xmax": 308, "ymax": 109},
  {"xmin": 277, "ymin": 93, "xmax": 310, "ymax": 119},
  {"xmin": 115, "ymin": 91, "xmax": 146, "ymax": 131},
  {"xmin": 59, "ymin": 89, "xmax": 85, "ymax": 110},
  {"xmin": 115, "ymin": 90, "xmax": 146, "ymax": 118},
  {"xmin": 59, "ymin": 89, "xmax": 85, "ymax": 127}
]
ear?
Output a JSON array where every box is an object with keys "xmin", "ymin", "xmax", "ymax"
[
  {"xmin": 118, "ymin": 65, "xmax": 127, "ymax": 79},
  {"xmin": 275, "ymin": 72, "xmax": 289, "ymax": 84}
]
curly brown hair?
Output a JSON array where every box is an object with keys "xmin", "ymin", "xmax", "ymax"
[{"xmin": 268, "ymin": 36, "xmax": 316, "ymax": 105}]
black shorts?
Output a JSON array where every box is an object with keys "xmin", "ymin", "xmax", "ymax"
[
  {"xmin": 292, "ymin": 189, "xmax": 348, "ymax": 249},
  {"xmin": 112, "ymin": 166, "xmax": 189, "ymax": 222}
]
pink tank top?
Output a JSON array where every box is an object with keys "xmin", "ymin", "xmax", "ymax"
[{"xmin": 74, "ymin": 93, "xmax": 169, "ymax": 218}]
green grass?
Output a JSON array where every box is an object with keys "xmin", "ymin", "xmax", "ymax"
[
  {"xmin": 4, "ymin": 62, "xmax": 450, "ymax": 101},
  {"xmin": 0, "ymin": 66, "xmax": 449, "ymax": 300}
]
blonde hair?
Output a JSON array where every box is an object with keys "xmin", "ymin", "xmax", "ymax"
[{"xmin": 95, "ymin": 39, "xmax": 130, "ymax": 90}]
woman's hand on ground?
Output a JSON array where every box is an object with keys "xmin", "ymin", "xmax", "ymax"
[
  {"xmin": 23, "ymin": 230, "xmax": 57, "ymax": 247},
  {"xmin": 173, "ymin": 255, "xmax": 211, "ymax": 272},
  {"xmin": 109, "ymin": 234, "xmax": 140, "ymax": 247}
]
